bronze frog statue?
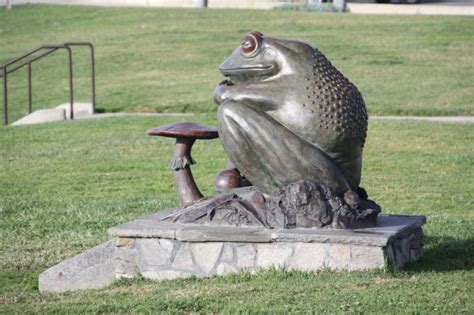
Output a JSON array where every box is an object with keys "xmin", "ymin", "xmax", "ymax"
[
  {"xmin": 162, "ymin": 32, "xmax": 379, "ymax": 229},
  {"xmin": 213, "ymin": 31, "xmax": 368, "ymax": 196}
]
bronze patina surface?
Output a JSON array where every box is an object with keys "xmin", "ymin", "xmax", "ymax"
[
  {"xmin": 213, "ymin": 32, "xmax": 367, "ymax": 195},
  {"xmin": 148, "ymin": 122, "xmax": 218, "ymax": 207},
  {"xmin": 157, "ymin": 32, "xmax": 380, "ymax": 229}
]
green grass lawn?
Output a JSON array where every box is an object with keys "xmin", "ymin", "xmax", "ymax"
[
  {"xmin": 0, "ymin": 116, "xmax": 473, "ymax": 313},
  {"xmin": 0, "ymin": 5, "xmax": 473, "ymax": 124}
]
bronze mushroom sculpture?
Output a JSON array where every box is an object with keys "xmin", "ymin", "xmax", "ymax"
[{"xmin": 148, "ymin": 122, "xmax": 218, "ymax": 207}]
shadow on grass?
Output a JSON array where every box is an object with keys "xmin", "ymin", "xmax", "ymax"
[
  {"xmin": 93, "ymin": 107, "xmax": 106, "ymax": 113},
  {"xmin": 406, "ymin": 236, "xmax": 473, "ymax": 272}
]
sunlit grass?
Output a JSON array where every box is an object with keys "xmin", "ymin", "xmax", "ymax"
[
  {"xmin": 0, "ymin": 5, "xmax": 472, "ymax": 124},
  {"xmin": 0, "ymin": 116, "xmax": 472, "ymax": 312}
]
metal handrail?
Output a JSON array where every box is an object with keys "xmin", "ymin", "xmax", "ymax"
[
  {"xmin": 0, "ymin": 42, "xmax": 96, "ymax": 125},
  {"xmin": 64, "ymin": 42, "xmax": 96, "ymax": 115}
]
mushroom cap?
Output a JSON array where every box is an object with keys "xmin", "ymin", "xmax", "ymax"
[{"xmin": 147, "ymin": 121, "xmax": 219, "ymax": 140}]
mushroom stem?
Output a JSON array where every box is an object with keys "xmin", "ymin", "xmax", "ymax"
[{"xmin": 170, "ymin": 138, "xmax": 204, "ymax": 207}]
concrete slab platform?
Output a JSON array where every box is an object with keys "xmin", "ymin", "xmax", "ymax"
[
  {"xmin": 109, "ymin": 211, "xmax": 425, "ymax": 246},
  {"xmin": 12, "ymin": 102, "xmax": 94, "ymax": 126},
  {"xmin": 12, "ymin": 108, "xmax": 65, "ymax": 126}
]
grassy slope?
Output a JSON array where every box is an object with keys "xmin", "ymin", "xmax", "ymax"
[
  {"xmin": 0, "ymin": 116, "xmax": 472, "ymax": 313},
  {"xmin": 0, "ymin": 5, "xmax": 473, "ymax": 123}
]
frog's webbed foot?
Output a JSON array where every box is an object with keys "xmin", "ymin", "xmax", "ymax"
[{"xmin": 217, "ymin": 101, "xmax": 351, "ymax": 195}]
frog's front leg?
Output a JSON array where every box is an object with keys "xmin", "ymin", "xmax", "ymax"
[
  {"xmin": 217, "ymin": 100, "xmax": 351, "ymax": 195},
  {"xmin": 213, "ymin": 80, "xmax": 284, "ymax": 112}
]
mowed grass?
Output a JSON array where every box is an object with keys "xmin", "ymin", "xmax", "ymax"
[
  {"xmin": 0, "ymin": 116, "xmax": 473, "ymax": 313},
  {"xmin": 0, "ymin": 5, "xmax": 473, "ymax": 123}
]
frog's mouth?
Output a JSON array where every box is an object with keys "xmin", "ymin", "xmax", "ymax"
[
  {"xmin": 220, "ymin": 64, "xmax": 274, "ymax": 76},
  {"xmin": 220, "ymin": 64, "xmax": 274, "ymax": 84}
]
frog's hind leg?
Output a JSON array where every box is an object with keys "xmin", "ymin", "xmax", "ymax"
[{"xmin": 217, "ymin": 101, "xmax": 351, "ymax": 195}]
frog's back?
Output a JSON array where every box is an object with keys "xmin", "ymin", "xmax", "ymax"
[{"xmin": 295, "ymin": 48, "xmax": 368, "ymax": 159}]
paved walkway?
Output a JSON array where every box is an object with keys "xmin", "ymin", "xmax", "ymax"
[
  {"xmin": 79, "ymin": 112, "xmax": 474, "ymax": 123},
  {"xmin": 346, "ymin": 2, "xmax": 474, "ymax": 15},
  {"xmin": 370, "ymin": 115, "xmax": 474, "ymax": 123},
  {"xmin": 10, "ymin": 103, "xmax": 473, "ymax": 126},
  {"xmin": 3, "ymin": 0, "xmax": 473, "ymax": 16},
  {"xmin": 75, "ymin": 112, "xmax": 193, "ymax": 119}
]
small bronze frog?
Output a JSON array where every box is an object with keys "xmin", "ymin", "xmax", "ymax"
[{"xmin": 214, "ymin": 32, "xmax": 368, "ymax": 196}]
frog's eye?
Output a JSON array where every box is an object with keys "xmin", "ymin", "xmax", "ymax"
[{"xmin": 241, "ymin": 34, "xmax": 259, "ymax": 56}]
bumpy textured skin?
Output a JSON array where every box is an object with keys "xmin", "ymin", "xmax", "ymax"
[
  {"xmin": 214, "ymin": 33, "xmax": 368, "ymax": 194},
  {"xmin": 303, "ymin": 51, "xmax": 368, "ymax": 156}
]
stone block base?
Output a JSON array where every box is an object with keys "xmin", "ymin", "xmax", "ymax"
[
  {"xmin": 39, "ymin": 211, "xmax": 425, "ymax": 291},
  {"xmin": 110, "ymin": 211, "xmax": 425, "ymax": 280}
]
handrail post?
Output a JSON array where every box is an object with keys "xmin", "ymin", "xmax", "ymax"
[
  {"xmin": 3, "ymin": 66, "xmax": 7, "ymax": 126},
  {"xmin": 64, "ymin": 42, "xmax": 96, "ymax": 114},
  {"xmin": 65, "ymin": 46, "xmax": 74, "ymax": 120},
  {"xmin": 28, "ymin": 62, "xmax": 32, "ymax": 114},
  {"xmin": 90, "ymin": 44, "xmax": 96, "ymax": 114}
]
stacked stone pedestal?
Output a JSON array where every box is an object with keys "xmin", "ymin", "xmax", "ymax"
[
  {"xmin": 111, "ymin": 210, "xmax": 425, "ymax": 280},
  {"xmin": 39, "ymin": 209, "xmax": 425, "ymax": 292}
]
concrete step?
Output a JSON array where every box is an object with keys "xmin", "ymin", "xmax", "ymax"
[
  {"xmin": 11, "ymin": 102, "xmax": 94, "ymax": 126},
  {"xmin": 56, "ymin": 102, "xmax": 94, "ymax": 119},
  {"xmin": 12, "ymin": 108, "xmax": 66, "ymax": 126}
]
